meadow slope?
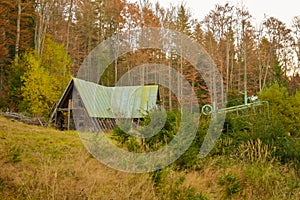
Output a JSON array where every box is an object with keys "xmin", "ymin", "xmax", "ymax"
[{"xmin": 0, "ymin": 116, "xmax": 299, "ymax": 200}]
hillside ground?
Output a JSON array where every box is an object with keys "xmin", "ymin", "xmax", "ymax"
[{"xmin": 0, "ymin": 117, "xmax": 299, "ymax": 199}]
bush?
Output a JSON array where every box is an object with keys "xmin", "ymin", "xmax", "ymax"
[
  {"xmin": 274, "ymin": 137, "xmax": 300, "ymax": 167},
  {"xmin": 151, "ymin": 168, "xmax": 210, "ymax": 200},
  {"xmin": 260, "ymin": 83, "xmax": 300, "ymax": 136},
  {"xmin": 111, "ymin": 111, "xmax": 179, "ymax": 152},
  {"xmin": 217, "ymin": 172, "xmax": 241, "ymax": 199}
]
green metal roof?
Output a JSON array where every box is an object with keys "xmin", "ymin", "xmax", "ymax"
[{"xmin": 73, "ymin": 78, "xmax": 158, "ymax": 118}]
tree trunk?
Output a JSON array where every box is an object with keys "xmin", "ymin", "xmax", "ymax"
[
  {"xmin": 66, "ymin": 0, "xmax": 73, "ymax": 53},
  {"xmin": 226, "ymin": 40, "xmax": 230, "ymax": 91},
  {"xmin": 15, "ymin": 0, "xmax": 21, "ymax": 60}
]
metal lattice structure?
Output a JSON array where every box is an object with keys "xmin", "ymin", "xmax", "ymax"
[{"xmin": 201, "ymin": 92, "xmax": 269, "ymax": 118}]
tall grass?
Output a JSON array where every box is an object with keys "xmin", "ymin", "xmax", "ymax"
[{"xmin": 0, "ymin": 116, "xmax": 299, "ymax": 199}]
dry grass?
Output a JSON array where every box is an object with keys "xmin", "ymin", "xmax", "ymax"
[
  {"xmin": 236, "ymin": 139, "xmax": 273, "ymax": 163},
  {"xmin": 0, "ymin": 117, "xmax": 299, "ymax": 200},
  {"xmin": 182, "ymin": 156, "xmax": 300, "ymax": 200},
  {"xmin": 0, "ymin": 117, "xmax": 156, "ymax": 200}
]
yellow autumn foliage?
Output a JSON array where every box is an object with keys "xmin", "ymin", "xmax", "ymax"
[{"xmin": 21, "ymin": 38, "xmax": 71, "ymax": 117}]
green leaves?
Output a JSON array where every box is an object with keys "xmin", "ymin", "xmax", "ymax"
[{"xmin": 260, "ymin": 83, "xmax": 300, "ymax": 136}]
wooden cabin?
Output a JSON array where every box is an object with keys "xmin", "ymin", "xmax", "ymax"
[{"xmin": 50, "ymin": 78, "xmax": 160, "ymax": 131}]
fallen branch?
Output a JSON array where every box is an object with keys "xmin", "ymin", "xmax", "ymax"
[{"xmin": 0, "ymin": 112, "xmax": 47, "ymax": 126}]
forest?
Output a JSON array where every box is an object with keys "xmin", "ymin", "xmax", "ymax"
[
  {"xmin": 0, "ymin": 0, "xmax": 300, "ymax": 116},
  {"xmin": 0, "ymin": 0, "xmax": 299, "ymax": 199}
]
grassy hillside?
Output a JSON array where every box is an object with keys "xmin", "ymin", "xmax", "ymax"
[
  {"xmin": 0, "ymin": 116, "xmax": 299, "ymax": 199},
  {"xmin": 0, "ymin": 117, "xmax": 156, "ymax": 199}
]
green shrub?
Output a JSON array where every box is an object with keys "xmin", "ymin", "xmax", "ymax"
[
  {"xmin": 111, "ymin": 111, "xmax": 178, "ymax": 152},
  {"xmin": 212, "ymin": 109, "xmax": 300, "ymax": 166},
  {"xmin": 173, "ymin": 117, "xmax": 211, "ymax": 170},
  {"xmin": 217, "ymin": 172, "xmax": 240, "ymax": 199},
  {"xmin": 260, "ymin": 83, "xmax": 300, "ymax": 136},
  {"xmin": 151, "ymin": 168, "xmax": 210, "ymax": 200},
  {"xmin": 274, "ymin": 137, "xmax": 300, "ymax": 166}
]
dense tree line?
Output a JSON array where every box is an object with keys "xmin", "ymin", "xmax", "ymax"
[{"xmin": 0, "ymin": 0, "xmax": 299, "ymax": 117}]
